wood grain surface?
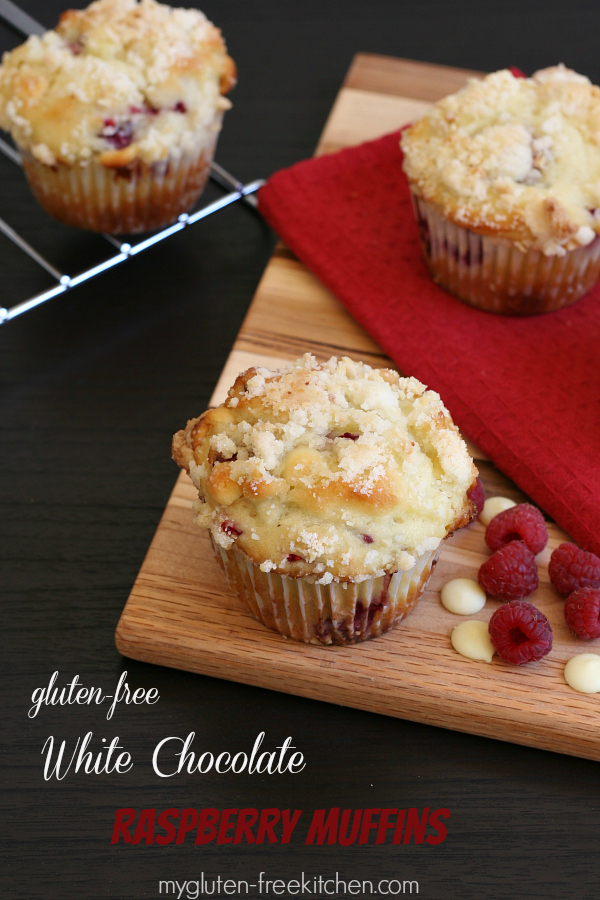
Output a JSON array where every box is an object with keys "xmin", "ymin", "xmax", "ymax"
[{"xmin": 116, "ymin": 54, "xmax": 599, "ymax": 761}]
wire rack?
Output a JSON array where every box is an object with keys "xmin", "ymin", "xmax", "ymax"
[{"xmin": 0, "ymin": 0, "xmax": 265, "ymax": 324}]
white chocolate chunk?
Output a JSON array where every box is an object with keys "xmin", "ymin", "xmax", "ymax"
[
  {"xmin": 451, "ymin": 620, "xmax": 495, "ymax": 663},
  {"xmin": 564, "ymin": 654, "xmax": 600, "ymax": 693},
  {"xmin": 575, "ymin": 225, "xmax": 595, "ymax": 246},
  {"xmin": 480, "ymin": 496, "xmax": 517, "ymax": 526},
  {"xmin": 441, "ymin": 578, "xmax": 486, "ymax": 615}
]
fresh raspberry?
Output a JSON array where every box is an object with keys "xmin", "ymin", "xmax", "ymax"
[
  {"xmin": 564, "ymin": 588, "xmax": 600, "ymax": 640},
  {"xmin": 488, "ymin": 600, "xmax": 553, "ymax": 665},
  {"xmin": 478, "ymin": 542, "xmax": 538, "ymax": 601},
  {"xmin": 467, "ymin": 476, "xmax": 485, "ymax": 519},
  {"xmin": 485, "ymin": 503, "xmax": 548, "ymax": 555},
  {"xmin": 548, "ymin": 542, "xmax": 600, "ymax": 596}
]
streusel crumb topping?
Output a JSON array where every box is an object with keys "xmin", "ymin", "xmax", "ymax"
[
  {"xmin": 0, "ymin": 0, "xmax": 235, "ymax": 166},
  {"xmin": 402, "ymin": 66, "xmax": 600, "ymax": 255},
  {"xmin": 172, "ymin": 355, "xmax": 477, "ymax": 582}
]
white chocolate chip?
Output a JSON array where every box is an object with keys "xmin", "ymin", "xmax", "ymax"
[
  {"xmin": 564, "ymin": 653, "xmax": 600, "ymax": 693},
  {"xmin": 575, "ymin": 225, "xmax": 595, "ymax": 246},
  {"xmin": 441, "ymin": 578, "xmax": 486, "ymax": 615},
  {"xmin": 451, "ymin": 620, "xmax": 495, "ymax": 663},
  {"xmin": 480, "ymin": 496, "xmax": 517, "ymax": 526}
]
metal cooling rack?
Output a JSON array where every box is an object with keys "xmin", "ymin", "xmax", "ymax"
[{"xmin": 0, "ymin": 0, "xmax": 265, "ymax": 324}]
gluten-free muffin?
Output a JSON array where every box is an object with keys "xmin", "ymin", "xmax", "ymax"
[
  {"xmin": 172, "ymin": 354, "xmax": 478, "ymax": 645},
  {"xmin": 401, "ymin": 66, "xmax": 600, "ymax": 315},
  {"xmin": 0, "ymin": 0, "xmax": 236, "ymax": 233}
]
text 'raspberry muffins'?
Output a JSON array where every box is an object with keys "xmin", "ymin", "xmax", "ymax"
[
  {"xmin": 402, "ymin": 66, "xmax": 600, "ymax": 315},
  {"xmin": 172, "ymin": 355, "xmax": 478, "ymax": 645},
  {"xmin": 0, "ymin": 0, "xmax": 236, "ymax": 233}
]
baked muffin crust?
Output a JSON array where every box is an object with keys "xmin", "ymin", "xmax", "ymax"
[
  {"xmin": 0, "ymin": 0, "xmax": 235, "ymax": 167},
  {"xmin": 173, "ymin": 355, "xmax": 477, "ymax": 583},
  {"xmin": 401, "ymin": 66, "xmax": 600, "ymax": 256}
]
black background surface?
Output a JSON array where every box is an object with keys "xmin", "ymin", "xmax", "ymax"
[{"xmin": 3, "ymin": 2, "xmax": 600, "ymax": 898}]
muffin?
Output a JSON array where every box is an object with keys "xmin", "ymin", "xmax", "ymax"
[
  {"xmin": 172, "ymin": 354, "xmax": 478, "ymax": 645},
  {"xmin": 401, "ymin": 66, "xmax": 600, "ymax": 315},
  {"xmin": 0, "ymin": 0, "xmax": 236, "ymax": 233}
]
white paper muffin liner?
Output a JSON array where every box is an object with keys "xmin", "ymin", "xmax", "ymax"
[
  {"xmin": 411, "ymin": 192, "xmax": 600, "ymax": 315},
  {"xmin": 211, "ymin": 536, "xmax": 443, "ymax": 645},
  {"xmin": 19, "ymin": 122, "xmax": 221, "ymax": 234}
]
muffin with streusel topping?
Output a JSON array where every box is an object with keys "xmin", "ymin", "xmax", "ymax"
[
  {"xmin": 172, "ymin": 355, "xmax": 477, "ymax": 645},
  {"xmin": 402, "ymin": 66, "xmax": 600, "ymax": 315},
  {"xmin": 0, "ymin": 0, "xmax": 235, "ymax": 233}
]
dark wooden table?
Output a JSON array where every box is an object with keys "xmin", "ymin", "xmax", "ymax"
[{"xmin": 3, "ymin": 3, "xmax": 600, "ymax": 898}]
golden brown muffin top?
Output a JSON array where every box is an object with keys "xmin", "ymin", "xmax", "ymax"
[
  {"xmin": 0, "ymin": 0, "xmax": 235, "ymax": 167},
  {"xmin": 173, "ymin": 355, "xmax": 477, "ymax": 583},
  {"xmin": 402, "ymin": 66, "xmax": 600, "ymax": 255}
]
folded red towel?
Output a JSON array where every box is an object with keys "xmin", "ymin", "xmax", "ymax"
[{"xmin": 258, "ymin": 131, "xmax": 600, "ymax": 555}]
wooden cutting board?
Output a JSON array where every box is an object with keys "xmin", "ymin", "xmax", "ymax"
[{"xmin": 116, "ymin": 54, "xmax": 600, "ymax": 762}]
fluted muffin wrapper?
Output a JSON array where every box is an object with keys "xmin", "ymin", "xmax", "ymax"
[
  {"xmin": 211, "ymin": 536, "xmax": 443, "ymax": 645},
  {"xmin": 411, "ymin": 192, "xmax": 600, "ymax": 316},
  {"xmin": 18, "ymin": 122, "xmax": 221, "ymax": 234}
]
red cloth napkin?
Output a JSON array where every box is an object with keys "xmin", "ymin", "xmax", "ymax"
[{"xmin": 257, "ymin": 131, "xmax": 600, "ymax": 556}]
